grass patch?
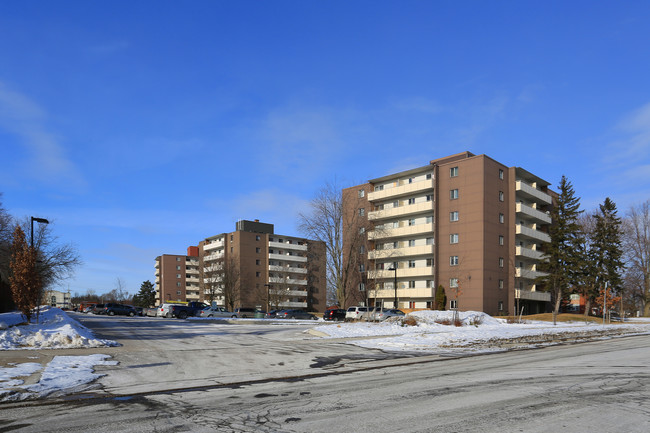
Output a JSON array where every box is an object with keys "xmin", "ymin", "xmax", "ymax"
[{"xmin": 502, "ymin": 313, "xmax": 604, "ymax": 324}]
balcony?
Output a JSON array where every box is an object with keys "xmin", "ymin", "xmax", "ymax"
[
  {"xmin": 368, "ymin": 267, "xmax": 433, "ymax": 279},
  {"xmin": 368, "ymin": 244, "xmax": 433, "ymax": 260},
  {"xmin": 277, "ymin": 301, "xmax": 308, "ymax": 308},
  {"xmin": 516, "ymin": 224, "xmax": 551, "ymax": 243},
  {"xmin": 516, "ymin": 203, "xmax": 552, "ymax": 224},
  {"xmin": 515, "ymin": 289, "xmax": 551, "ymax": 302},
  {"xmin": 370, "ymin": 287, "xmax": 434, "ymax": 299},
  {"xmin": 270, "ymin": 289, "xmax": 308, "ymax": 297},
  {"xmin": 516, "ymin": 267, "xmax": 549, "ymax": 280},
  {"xmin": 203, "ymin": 252, "xmax": 224, "ymax": 262},
  {"xmin": 268, "ymin": 265, "xmax": 308, "ymax": 274},
  {"xmin": 368, "ymin": 201, "xmax": 433, "ymax": 221},
  {"xmin": 368, "ymin": 179, "xmax": 434, "ymax": 201},
  {"xmin": 269, "ymin": 277, "xmax": 308, "ymax": 286},
  {"xmin": 269, "ymin": 241, "xmax": 308, "ymax": 251},
  {"xmin": 368, "ymin": 223, "xmax": 434, "ymax": 240},
  {"xmin": 516, "ymin": 181, "xmax": 552, "ymax": 205},
  {"xmin": 268, "ymin": 253, "xmax": 308, "ymax": 263},
  {"xmin": 203, "ymin": 241, "xmax": 224, "ymax": 252},
  {"xmin": 516, "ymin": 246, "xmax": 545, "ymax": 261}
]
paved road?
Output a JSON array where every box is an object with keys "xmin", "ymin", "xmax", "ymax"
[{"xmin": 1, "ymin": 314, "xmax": 649, "ymax": 432}]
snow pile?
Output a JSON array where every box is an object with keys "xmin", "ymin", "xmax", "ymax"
[{"xmin": 0, "ymin": 307, "xmax": 118, "ymax": 350}]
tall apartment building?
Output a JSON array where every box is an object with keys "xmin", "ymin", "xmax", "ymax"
[
  {"xmin": 155, "ymin": 220, "xmax": 327, "ymax": 312},
  {"xmin": 344, "ymin": 151, "xmax": 553, "ymax": 316},
  {"xmin": 155, "ymin": 246, "xmax": 201, "ymax": 303}
]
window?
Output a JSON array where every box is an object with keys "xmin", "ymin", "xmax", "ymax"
[
  {"xmin": 450, "ymin": 211, "xmax": 459, "ymax": 222},
  {"xmin": 176, "ymin": 257, "xmax": 181, "ymax": 261},
  {"xmin": 256, "ymin": 272, "xmax": 261, "ymax": 277},
  {"xmin": 409, "ymin": 177, "xmax": 414, "ymax": 184},
  {"xmin": 499, "ymin": 257, "xmax": 504, "ymax": 268},
  {"xmin": 450, "ymin": 189, "xmax": 459, "ymax": 200},
  {"xmin": 499, "ymin": 191, "xmax": 504, "ymax": 202},
  {"xmin": 176, "ymin": 274, "xmax": 181, "ymax": 279},
  {"xmin": 426, "ymin": 215, "xmax": 433, "ymax": 223},
  {"xmin": 450, "ymin": 300, "xmax": 458, "ymax": 309},
  {"xmin": 499, "ymin": 235, "xmax": 504, "ymax": 246},
  {"xmin": 256, "ymin": 247, "xmax": 261, "ymax": 253},
  {"xmin": 450, "ymin": 278, "xmax": 458, "ymax": 288},
  {"xmin": 176, "ymin": 265, "xmax": 181, "ymax": 270},
  {"xmin": 408, "ymin": 198, "xmax": 416, "ymax": 205},
  {"xmin": 408, "ymin": 260, "xmax": 416, "ymax": 268},
  {"xmin": 359, "ymin": 245, "xmax": 365, "ymax": 254},
  {"xmin": 499, "ymin": 169, "xmax": 504, "ymax": 180},
  {"xmin": 426, "ymin": 280, "xmax": 433, "ymax": 288},
  {"xmin": 256, "ymin": 235, "xmax": 260, "ymax": 241},
  {"xmin": 393, "ymin": 241, "xmax": 398, "ymax": 249},
  {"xmin": 359, "ymin": 227, "xmax": 365, "ymax": 234},
  {"xmin": 393, "ymin": 201, "xmax": 399, "ymax": 208},
  {"xmin": 409, "ymin": 281, "xmax": 415, "ymax": 288},
  {"xmin": 359, "ymin": 283, "xmax": 366, "ymax": 291},
  {"xmin": 499, "ymin": 279, "xmax": 504, "ymax": 289},
  {"xmin": 498, "ymin": 301, "xmax": 504, "ymax": 311},
  {"xmin": 359, "ymin": 189, "xmax": 365, "ymax": 198},
  {"xmin": 426, "ymin": 237, "xmax": 434, "ymax": 245},
  {"xmin": 408, "ymin": 239, "xmax": 416, "ymax": 247},
  {"xmin": 426, "ymin": 173, "xmax": 432, "ymax": 180},
  {"xmin": 408, "ymin": 218, "xmax": 416, "ymax": 226},
  {"xmin": 177, "ymin": 290, "xmax": 181, "ymax": 295},
  {"xmin": 375, "ymin": 185, "xmax": 384, "ymax": 191},
  {"xmin": 359, "ymin": 264, "xmax": 365, "ymax": 272},
  {"xmin": 450, "ymin": 233, "xmax": 459, "ymax": 244},
  {"xmin": 499, "ymin": 213, "xmax": 505, "ymax": 224},
  {"xmin": 426, "ymin": 194, "xmax": 432, "ymax": 201},
  {"xmin": 359, "ymin": 208, "xmax": 365, "ymax": 216},
  {"xmin": 176, "ymin": 282, "xmax": 181, "ymax": 287},
  {"xmin": 426, "ymin": 258, "xmax": 434, "ymax": 266},
  {"xmin": 450, "ymin": 167, "xmax": 459, "ymax": 177},
  {"xmin": 450, "ymin": 256, "xmax": 459, "ymax": 266},
  {"xmin": 393, "ymin": 221, "xmax": 399, "ymax": 228},
  {"xmin": 256, "ymin": 259, "xmax": 260, "ymax": 265}
]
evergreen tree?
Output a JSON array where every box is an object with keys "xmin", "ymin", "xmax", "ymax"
[
  {"xmin": 592, "ymin": 197, "xmax": 625, "ymax": 312},
  {"xmin": 540, "ymin": 176, "xmax": 584, "ymax": 325},
  {"xmin": 133, "ymin": 280, "xmax": 156, "ymax": 308},
  {"xmin": 435, "ymin": 285, "xmax": 447, "ymax": 310}
]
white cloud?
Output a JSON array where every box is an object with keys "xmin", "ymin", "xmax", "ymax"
[{"xmin": 0, "ymin": 82, "xmax": 85, "ymax": 188}]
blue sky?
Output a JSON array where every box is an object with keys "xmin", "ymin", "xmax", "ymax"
[{"xmin": 2, "ymin": 1, "xmax": 649, "ymax": 296}]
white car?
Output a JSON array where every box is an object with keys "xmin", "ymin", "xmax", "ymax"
[
  {"xmin": 345, "ymin": 306, "xmax": 370, "ymax": 322},
  {"xmin": 198, "ymin": 306, "xmax": 235, "ymax": 318}
]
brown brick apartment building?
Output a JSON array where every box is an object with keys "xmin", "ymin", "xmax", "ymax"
[
  {"xmin": 155, "ymin": 220, "xmax": 327, "ymax": 312},
  {"xmin": 343, "ymin": 152, "xmax": 553, "ymax": 316}
]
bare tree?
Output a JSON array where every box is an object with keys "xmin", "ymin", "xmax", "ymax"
[
  {"xmin": 201, "ymin": 256, "xmax": 223, "ymax": 305},
  {"xmin": 221, "ymin": 255, "xmax": 240, "ymax": 311},
  {"xmin": 298, "ymin": 181, "xmax": 374, "ymax": 308},
  {"xmin": 623, "ymin": 200, "xmax": 650, "ymax": 316}
]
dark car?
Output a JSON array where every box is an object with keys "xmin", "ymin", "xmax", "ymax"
[
  {"xmin": 265, "ymin": 310, "xmax": 279, "ymax": 319},
  {"xmin": 276, "ymin": 309, "xmax": 318, "ymax": 320},
  {"xmin": 104, "ymin": 303, "xmax": 137, "ymax": 316},
  {"xmin": 323, "ymin": 308, "xmax": 346, "ymax": 321},
  {"xmin": 91, "ymin": 303, "xmax": 105, "ymax": 314},
  {"xmin": 234, "ymin": 307, "xmax": 257, "ymax": 318}
]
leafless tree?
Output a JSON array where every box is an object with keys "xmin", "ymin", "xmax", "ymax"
[{"xmin": 623, "ymin": 200, "xmax": 650, "ymax": 316}]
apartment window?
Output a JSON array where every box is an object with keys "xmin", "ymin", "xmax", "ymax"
[
  {"xmin": 498, "ymin": 301, "xmax": 504, "ymax": 311},
  {"xmin": 256, "ymin": 247, "xmax": 261, "ymax": 253},
  {"xmin": 499, "ymin": 279, "xmax": 504, "ymax": 289},
  {"xmin": 256, "ymin": 259, "xmax": 260, "ymax": 265},
  {"xmin": 426, "ymin": 194, "xmax": 432, "ymax": 201},
  {"xmin": 359, "ymin": 227, "xmax": 365, "ymax": 234},
  {"xmin": 359, "ymin": 208, "xmax": 365, "ymax": 216},
  {"xmin": 426, "ymin": 258, "xmax": 434, "ymax": 266},
  {"xmin": 409, "ymin": 218, "xmax": 416, "ymax": 226},
  {"xmin": 450, "ymin": 211, "xmax": 459, "ymax": 222},
  {"xmin": 176, "ymin": 257, "xmax": 181, "ymax": 261},
  {"xmin": 450, "ymin": 300, "xmax": 458, "ymax": 309},
  {"xmin": 450, "ymin": 189, "xmax": 459, "ymax": 200},
  {"xmin": 450, "ymin": 278, "xmax": 458, "ymax": 288},
  {"xmin": 177, "ymin": 290, "xmax": 181, "ymax": 295},
  {"xmin": 426, "ymin": 280, "xmax": 433, "ymax": 288},
  {"xmin": 375, "ymin": 185, "xmax": 384, "ymax": 191},
  {"xmin": 359, "ymin": 283, "xmax": 366, "ymax": 291},
  {"xmin": 359, "ymin": 245, "xmax": 365, "ymax": 254},
  {"xmin": 408, "ymin": 260, "xmax": 416, "ymax": 268},
  {"xmin": 450, "ymin": 233, "xmax": 459, "ymax": 244},
  {"xmin": 426, "ymin": 237, "xmax": 434, "ymax": 245},
  {"xmin": 499, "ymin": 213, "xmax": 505, "ymax": 223},
  {"xmin": 176, "ymin": 265, "xmax": 181, "ymax": 270},
  {"xmin": 408, "ymin": 239, "xmax": 416, "ymax": 247},
  {"xmin": 499, "ymin": 169, "xmax": 504, "ymax": 180},
  {"xmin": 176, "ymin": 282, "xmax": 181, "ymax": 287},
  {"xmin": 393, "ymin": 241, "xmax": 398, "ymax": 249},
  {"xmin": 499, "ymin": 191, "xmax": 504, "ymax": 202},
  {"xmin": 408, "ymin": 198, "xmax": 416, "ymax": 205},
  {"xmin": 230, "ymin": 247, "xmax": 233, "ymax": 253},
  {"xmin": 450, "ymin": 256, "xmax": 459, "ymax": 266},
  {"xmin": 499, "ymin": 257, "xmax": 504, "ymax": 268},
  {"xmin": 230, "ymin": 235, "xmax": 233, "ymax": 241},
  {"xmin": 426, "ymin": 215, "xmax": 433, "ymax": 224},
  {"xmin": 256, "ymin": 235, "xmax": 260, "ymax": 241},
  {"xmin": 359, "ymin": 264, "xmax": 365, "ymax": 272},
  {"xmin": 176, "ymin": 274, "xmax": 181, "ymax": 279},
  {"xmin": 256, "ymin": 272, "xmax": 261, "ymax": 277},
  {"xmin": 426, "ymin": 173, "xmax": 432, "ymax": 180},
  {"xmin": 359, "ymin": 189, "xmax": 365, "ymax": 198},
  {"xmin": 409, "ymin": 280, "xmax": 415, "ymax": 288},
  {"xmin": 393, "ymin": 221, "xmax": 399, "ymax": 228},
  {"xmin": 450, "ymin": 167, "xmax": 459, "ymax": 177},
  {"xmin": 499, "ymin": 235, "xmax": 504, "ymax": 246},
  {"xmin": 393, "ymin": 201, "xmax": 399, "ymax": 208}
]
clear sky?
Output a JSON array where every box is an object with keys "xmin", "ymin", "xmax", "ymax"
[{"xmin": 2, "ymin": 1, "xmax": 649, "ymax": 297}]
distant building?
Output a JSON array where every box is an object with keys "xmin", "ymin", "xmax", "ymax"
[
  {"xmin": 44, "ymin": 289, "xmax": 71, "ymax": 309},
  {"xmin": 155, "ymin": 220, "xmax": 327, "ymax": 312},
  {"xmin": 343, "ymin": 151, "xmax": 553, "ymax": 316}
]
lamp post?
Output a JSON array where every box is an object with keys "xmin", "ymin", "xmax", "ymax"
[
  {"xmin": 30, "ymin": 217, "xmax": 49, "ymax": 249},
  {"xmin": 388, "ymin": 266, "xmax": 397, "ymax": 308}
]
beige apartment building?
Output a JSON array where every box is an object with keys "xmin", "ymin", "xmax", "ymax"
[
  {"xmin": 344, "ymin": 151, "xmax": 553, "ymax": 316},
  {"xmin": 155, "ymin": 220, "xmax": 327, "ymax": 312}
]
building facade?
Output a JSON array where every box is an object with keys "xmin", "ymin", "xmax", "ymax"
[
  {"xmin": 44, "ymin": 289, "xmax": 71, "ymax": 309},
  {"xmin": 155, "ymin": 220, "xmax": 327, "ymax": 312},
  {"xmin": 344, "ymin": 152, "xmax": 552, "ymax": 316}
]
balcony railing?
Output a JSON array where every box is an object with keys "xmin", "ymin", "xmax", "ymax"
[
  {"xmin": 516, "ymin": 267, "xmax": 549, "ymax": 280},
  {"xmin": 268, "ymin": 253, "xmax": 307, "ymax": 263},
  {"xmin": 268, "ymin": 241, "xmax": 308, "ymax": 251},
  {"xmin": 515, "ymin": 289, "xmax": 551, "ymax": 302},
  {"xmin": 369, "ymin": 244, "xmax": 433, "ymax": 260},
  {"xmin": 516, "ymin": 203, "xmax": 551, "ymax": 224},
  {"xmin": 516, "ymin": 246, "xmax": 545, "ymax": 261},
  {"xmin": 368, "ymin": 179, "xmax": 434, "ymax": 201},
  {"xmin": 268, "ymin": 265, "xmax": 308, "ymax": 274},
  {"xmin": 368, "ymin": 201, "xmax": 434, "ymax": 221},
  {"xmin": 516, "ymin": 224, "xmax": 551, "ymax": 243},
  {"xmin": 203, "ymin": 242, "xmax": 224, "ymax": 252},
  {"xmin": 269, "ymin": 277, "xmax": 308, "ymax": 286},
  {"xmin": 516, "ymin": 181, "xmax": 552, "ymax": 205},
  {"xmin": 368, "ymin": 223, "xmax": 434, "ymax": 240}
]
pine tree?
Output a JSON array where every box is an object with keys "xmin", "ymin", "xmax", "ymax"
[
  {"xmin": 592, "ymin": 197, "xmax": 625, "ymax": 314},
  {"xmin": 133, "ymin": 280, "xmax": 156, "ymax": 308},
  {"xmin": 540, "ymin": 176, "xmax": 584, "ymax": 325},
  {"xmin": 9, "ymin": 226, "xmax": 41, "ymax": 322}
]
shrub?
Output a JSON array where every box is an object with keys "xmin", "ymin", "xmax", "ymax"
[{"xmin": 401, "ymin": 316, "xmax": 418, "ymax": 327}]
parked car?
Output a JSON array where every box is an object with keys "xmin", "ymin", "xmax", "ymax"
[
  {"xmin": 103, "ymin": 303, "xmax": 137, "ymax": 316},
  {"xmin": 345, "ymin": 306, "xmax": 370, "ymax": 322},
  {"xmin": 276, "ymin": 309, "xmax": 318, "ymax": 320},
  {"xmin": 374, "ymin": 309, "xmax": 405, "ymax": 321},
  {"xmin": 168, "ymin": 302, "xmax": 210, "ymax": 319},
  {"xmin": 198, "ymin": 306, "xmax": 234, "ymax": 318},
  {"xmin": 234, "ymin": 307, "xmax": 257, "ymax": 318},
  {"xmin": 323, "ymin": 308, "xmax": 346, "ymax": 321},
  {"xmin": 82, "ymin": 304, "xmax": 96, "ymax": 313},
  {"xmin": 143, "ymin": 306, "xmax": 159, "ymax": 317},
  {"xmin": 265, "ymin": 310, "xmax": 279, "ymax": 319},
  {"xmin": 91, "ymin": 304, "xmax": 105, "ymax": 314},
  {"xmin": 135, "ymin": 307, "xmax": 143, "ymax": 316}
]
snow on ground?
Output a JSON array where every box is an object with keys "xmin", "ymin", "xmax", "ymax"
[
  {"xmin": 0, "ymin": 307, "xmax": 118, "ymax": 402},
  {"xmin": 312, "ymin": 310, "xmax": 650, "ymax": 353}
]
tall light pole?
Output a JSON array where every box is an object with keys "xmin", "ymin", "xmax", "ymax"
[
  {"xmin": 30, "ymin": 217, "xmax": 49, "ymax": 323},
  {"xmin": 30, "ymin": 217, "xmax": 49, "ymax": 249},
  {"xmin": 388, "ymin": 266, "xmax": 397, "ymax": 308}
]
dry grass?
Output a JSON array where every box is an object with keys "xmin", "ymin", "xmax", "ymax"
[{"xmin": 503, "ymin": 313, "xmax": 604, "ymax": 324}]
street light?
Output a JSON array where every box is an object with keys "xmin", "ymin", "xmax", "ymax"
[
  {"xmin": 30, "ymin": 217, "xmax": 49, "ymax": 249},
  {"xmin": 388, "ymin": 266, "xmax": 398, "ymax": 308}
]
